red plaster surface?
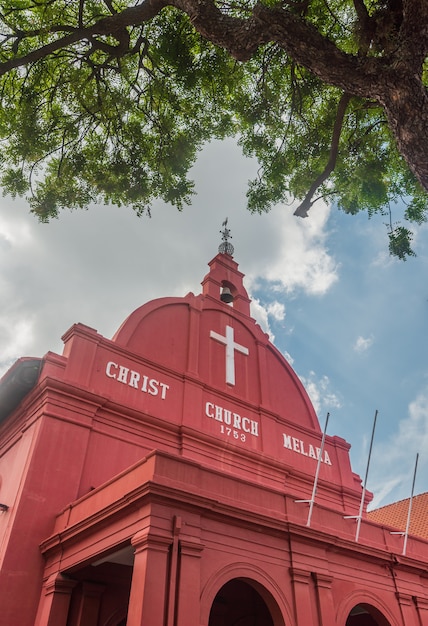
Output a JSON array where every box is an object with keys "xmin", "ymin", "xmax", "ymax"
[{"xmin": 1, "ymin": 252, "xmax": 428, "ymax": 626}]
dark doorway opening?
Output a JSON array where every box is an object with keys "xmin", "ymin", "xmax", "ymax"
[
  {"xmin": 209, "ymin": 578, "xmax": 274, "ymax": 626},
  {"xmin": 64, "ymin": 559, "xmax": 132, "ymax": 626},
  {"xmin": 346, "ymin": 603, "xmax": 391, "ymax": 626}
]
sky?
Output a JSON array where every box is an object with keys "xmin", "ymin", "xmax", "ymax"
[{"xmin": 1, "ymin": 138, "xmax": 428, "ymax": 511}]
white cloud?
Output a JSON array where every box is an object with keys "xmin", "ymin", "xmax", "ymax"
[
  {"xmin": 353, "ymin": 335, "xmax": 374, "ymax": 353},
  {"xmin": 245, "ymin": 200, "xmax": 339, "ymax": 297},
  {"xmin": 249, "ymin": 299, "xmax": 285, "ymax": 342},
  {"xmin": 0, "ymin": 318, "xmax": 35, "ymax": 374},
  {"xmin": 368, "ymin": 386, "xmax": 428, "ymax": 509},
  {"xmin": 249, "ymin": 298, "xmax": 292, "ymax": 362},
  {"xmin": 0, "ymin": 139, "xmax": 339, "ymax": 379},
  {"xmin": 250, "ymin": 298, "xmax": 275, "ymax": 340},
  {"xmin": 1, "ymin": 137, "xmax": 428, "ymax": 512},
  {"xmin": 298, "ymin": 370, "xmax": 342, "ymax": 416},
  {"xmin": 282, "ymin": 349, "xmax": 294, "ymax": 366},
  {"xmin": 267, "ymin": 300, "xmax": 285, "ymax": 321},
  {"xmin": 0, "ymin": 211, "xmax": 33, "ymax": 248}
]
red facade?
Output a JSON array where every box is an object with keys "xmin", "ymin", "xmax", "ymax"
[{"xmin": 1, "ymin": 250, "xmax": 428, "ymax": 626}]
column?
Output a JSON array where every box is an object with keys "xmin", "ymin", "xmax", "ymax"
[
  {"xmin": 314, "ymin": 573, "xmax": 336, "ymax": 626},
  {"xmin": 291, "ymin": 568, "xmax": 317, "ymax": 625},
  {"xmin": 414, "ymin": 596, "xmax": 428, "ymax": 626},
  {"xmin": 126, "ymin": 528, "xmax": 171, "ymax": 626},
  {"xmin": 34, "ymin": 572, "xmax": 77, "ymax": 626},
  {"xmin": 175, "ymin": 538, "xmax": 204, "ymax": 626},
  {"xmin": 186, "ymin": 304, "xmax": 201, "ymax": 375},
  {"xmin": 256, "ymin": 342, "xmax": 270, "ymax": 409},
  {"xmin": 396, "ymin": 592, "xmax": 418, "ymax": 625}
]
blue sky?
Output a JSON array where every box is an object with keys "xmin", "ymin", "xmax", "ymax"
[
  {"xmin": 1, "ymin": 138, "xmax": 427, "ymax": 510},
  {"xmin": 261, "ymin": 207, "xmax": 428, "ymax": 507}
]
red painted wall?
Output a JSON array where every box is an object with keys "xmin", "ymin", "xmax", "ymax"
[{"xmin": 1, "ymin": 252, "xmax": 426, "ymax": 626}]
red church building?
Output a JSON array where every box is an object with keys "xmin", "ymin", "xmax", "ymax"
[{"xmin": 1, "ymin": 230, "xmax": 428, "ymax": 626}]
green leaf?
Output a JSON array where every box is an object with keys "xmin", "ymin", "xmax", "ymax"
[
  {"xmin": 0, "ymin": 0, "xmax": 426, "ymax": 258},
  {"xmin": 388, "ymin": 226, "xmax": 416, "ymax": 261}
]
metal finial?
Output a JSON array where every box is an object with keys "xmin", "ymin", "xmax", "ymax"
[{"xmin": 218, "ymin": 218, "xmax": 234, "ymax": 256}]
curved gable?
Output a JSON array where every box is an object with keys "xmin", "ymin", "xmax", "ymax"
[{"xmin": 112, "ymin": 257, "xmax": 319, "ymax": 433}]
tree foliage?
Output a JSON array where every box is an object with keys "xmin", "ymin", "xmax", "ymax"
[{"xmin": 0, "ymin": 0, "xmax": 427, "ymax": 257}]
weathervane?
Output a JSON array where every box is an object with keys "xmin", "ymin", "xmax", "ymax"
[{"xmin": 218, "ymin": 218, "xmax": 234, "ymax": 256}]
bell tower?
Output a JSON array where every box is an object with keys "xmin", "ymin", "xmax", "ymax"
[{"xmin": 201, "ymin": 219, "xmax": 251, "ymax": 316}]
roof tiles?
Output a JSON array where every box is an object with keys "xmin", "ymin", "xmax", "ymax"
[{"xmin": 367, "ymin": 492, "xmax": 428, "ymax": 540}]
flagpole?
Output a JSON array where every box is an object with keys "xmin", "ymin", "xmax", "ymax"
[
  {"xmin": 402, "ymin": 452, "xmax": 419, "ymax": 556},
  {"xmin": 356, "ymin": 409, "xmax": 378, "ymax": 541},
  {"xmin": 295, "ymin": 412, "xmax": 330, "ymax": 528},
  {"xmin": 344, "ymin": 410, "xmax": 378, "ymax": 542}
]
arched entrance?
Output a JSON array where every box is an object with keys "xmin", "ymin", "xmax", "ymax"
[
  {"xmin": 208, "ymin": 578, "xmax": 274, "ymax": 626},
  {"xmin": 346, "ymin": 603, "xmax": 392, "ymax": 626}
]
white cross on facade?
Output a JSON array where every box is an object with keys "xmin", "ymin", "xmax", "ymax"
[{"xmin": 210, "ymin": 325, "xmax": 249, "ymax": 386}]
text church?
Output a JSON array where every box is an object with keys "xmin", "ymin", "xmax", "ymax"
[{"xmin": 1, "ymin": 226, "xmax": 428, "ymax": 626}]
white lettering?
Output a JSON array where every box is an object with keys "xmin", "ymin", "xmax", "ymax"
[
  {"xmin": 250, "ymin": 421, "xmax": 259, "ymax": 437},
  {"xmin": 129, "ymin": 370, "xmax": 140, "ymax": 388},
  {"xmin": 118, "ymin": 366, "xmax": 129, "ymax": 384},
  {"xmin": 106, "ymin": 361, "xmax": 117, "ymax": 379},
  {"xmin": 206, "ymin": 402, "xmax": 215, "ymax": 418},
  {"xmin": 205, "ymin": 401, "xmax": 259, "ymax": 438},
  {"xmin": 215, "ymin": 406, "xmax": 223, "ymax": 421},
  {"xmin": 283, "ymin": 431, "xmax": 333, "ymax": 466},
  {"xmin": 159, "ymin": 383, "xmax": 169, "ymax": 400},
  {"xmin": 148, "ymin": 379, "xmax": 159, "ymax": 396},
  {"xmin": 105, "ymin": 361, "xmax": 169, "ymax": 400},
  {"xmin": 283, "ymin": 434, "xmax": 292, "ymax": 450},
  {"xmin": 242, "ymin": 417, "xmax": 250, "ymax": 433}
]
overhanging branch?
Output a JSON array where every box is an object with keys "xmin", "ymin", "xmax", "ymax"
[
  {"xmin": 294, "ymin": 92, "xmax": 351, "ymax": 217},
  {"xmin": 0, "ymin": 0, "xmax": 169, "ymax": 77}
]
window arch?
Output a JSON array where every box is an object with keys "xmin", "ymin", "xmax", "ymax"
[
  {"xmin": 209, "ymin": 578, "xmax": 275, "ymax": 626},
  {"xmin": 346, "ymin": 603, "xmax": 392, "ymax": 625}
]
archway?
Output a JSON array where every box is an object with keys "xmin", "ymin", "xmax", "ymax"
[
  {"xmin": 346, "ymin": 603, "xmax": 392, "ymax": 626},
  {"xmin": 208, "ymin": 578, "xmax": 275, "ymax": 626}
]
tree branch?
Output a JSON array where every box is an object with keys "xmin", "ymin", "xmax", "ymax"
[
  {"xmin": 294, "ymin": 92, "xmax": 352, "ymax": 217},
  {"xmin": 400, "ymin": 0, "xmax": 428, "ymax": 66},
  {"xmin": 0, "ymin": 0, "xmax": 168, "ymax": 77},
  {"xmin": 352, "ymin": 0, "xmax": 370, "ymax": 24},
  {"xmin": 352, "ymin": 0, "xmax": 376, "ymax": 54},
  {"xmin": 0, "ymin": 0, "xmax": 426, "ymax": 198},
  {"xmin": 380, "ymin": 70, "xmax": 428, "ymax": 192},
  {"xmin": 0, "ymin": 0, "xmax": 379, "ymax": 98}
]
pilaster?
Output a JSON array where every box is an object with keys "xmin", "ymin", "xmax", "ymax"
[
  {"xmin": 176, "ymin": 538, "xmax": 204, "ymax": 626},
  {"xmin": 34, "ymin": 572, "xmax": 77, "ymax": 626},
  {"xmin": 314, "ymin": 573, "xmax": 336, "ymax": 626},
  {"xmin": 414, "ymin": 596, "xmax": 428, "ymax": 626},
  {"xmin": 126, "ymin": 528, "xmax": 171, "ymax": 626},
  {"xmin": 396, "ymin": 592, "xmax": 418, "ymax": 625},
  {"xmin": 291, "ymin": 568, "xmax": 317, "ymax": 626}
]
